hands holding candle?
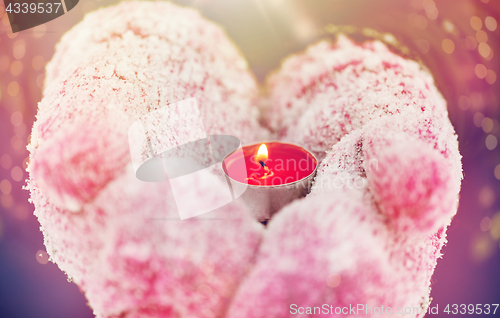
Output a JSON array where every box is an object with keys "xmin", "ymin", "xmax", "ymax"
[{"xmin": 27, "ymin": 2, "xmax": 462, "ymax": 318}]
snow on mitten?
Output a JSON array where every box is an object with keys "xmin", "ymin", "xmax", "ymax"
[
  {"xmin": 29, "ymin": 0, "xmax": 263, "ymax": 211},
  {"xmin": 27, "ymin": 2, "xmax": 264, "ymax": 317},
  {"xmin": 228, "ymin": 37, "xmax": 461, "ymax": 317}
]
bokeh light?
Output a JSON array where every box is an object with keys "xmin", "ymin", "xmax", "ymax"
[
  {"xmin": 478, "ymin": 42, "xmax": 491, "ymax": 58},
  {"xmin": 10, "ymin": 166, "xmax": 24, "ymax": 182},
  {"xmin": 7, "ymin": 81, "xmax": 19, "ymax": 97},
  {"xmin": 485, "ymin": 69, "xmax": 496, "ymax": 84},
  {"xmin": 10, "ymin": 60, "xmax": 23, "ymax": 76},
  {"xmin": 473, "ymin": 112, "xmax": 485, "ymax": 127},
  {"xmin": 10, "ymin": 112, "xmax": 23, "ymax": 126},
  {"xmin": 464, "ymin": 35, "xmax": 477, "ymax": 50},
  {"xmin": 416, "ymin": 39, "xmax": 430, "ymax": 54},
  {"xmin": 32, "ymin": 56, "xmax": 45, "ymax": 71},
  {"xmin": 479, "ymin": 186, "xmax": 495, "ymax": 207},
  {"xmin": 480, "ymin": 217, "xmax": 492, "ymax": 232},
  {"xmin": 0, "ymin": 194, "xmax": 13, "ymax": 209},
  {"xmin": 0, "ymin": 180, "xmax": 12, "ymax": 195},
  {"xmin": 484, "ymin": 16, "xmax": 497, "ymax": 31},
  {"xmin": 409, "ymin": 13, "xmax": 428, "ymax": 30},
  {"xmin": 458, "ymin": 95, "xmax": 471, "ymax": 110},
  {"xmin": 472, "ymin": 234, "xmax": 494, "ymax": 262},
  {"xmin": 36, "ymin": 250, "xmax": 49, "ymax": 265},
  {"xmin": 327, "ymin": 274, "xmax": 342, "ymax": 288},
  {"xmin": 485, "ymin": 135, "xmax": 497, "ymax": 150},
  {"xmin": 442, "ymin": 38, "xmax": 455, "ymax": 54},
  {"xmin": 490, "ymin": 213, "xmax": 500, "ymax": 240},
  {"xmin": 481, "ymin": 117, "xmax": 494, "ymax": 132},
  {"xmin": 0, "ymin": 155, "xmax": 12, "ymax": 170},
  {"xmin": 470, "ymin": 16, "xmax": 482, "ymax": 30},
  {"xmin": 475, "ymin": 63, "xmax": 487, "ymax": 78},
  {"xmin": 494, "ymin": 164, "xmax": 500, "ymax": 180},
  {"xmin": 475, "ymin": 29, "xmax": 488, "ymax": 43},
  {"xmin": 13, "ymin": 40, "xmax": 26, "ymax": 60}
]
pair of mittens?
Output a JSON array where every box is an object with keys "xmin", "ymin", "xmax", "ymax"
[{"xmin": 28, "ymin": 2, "xmax": 461, "ymax": 317}]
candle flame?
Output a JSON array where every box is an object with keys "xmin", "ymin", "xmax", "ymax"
[
  {"xmin": 246, "ymin": 143, "xmax": 274, "ymax": 181},
  {"xmin": 257, "ymin": 144, "xmax": 268, "ymax": 161}
]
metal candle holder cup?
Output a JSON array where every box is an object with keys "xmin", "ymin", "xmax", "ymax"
[{"xmin": 222, "ymin": 141, "xmax": 318, "ymax": 222}]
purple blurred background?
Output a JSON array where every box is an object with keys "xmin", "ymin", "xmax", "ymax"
[{"xmin": 0, "ymin": 0, "xmax": 499, "ymax": 317}]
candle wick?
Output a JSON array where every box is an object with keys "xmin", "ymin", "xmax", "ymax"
[
  {"xmin": 258, "ymin": 160, "xmax": 267, "ymax": 169},
  {"xmin": 245, "ymin": 159, "xmax": 273, "ymax": 181}
]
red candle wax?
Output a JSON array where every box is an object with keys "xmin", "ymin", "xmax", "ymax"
[{"xmin": 223, "ymin": 142, "xmax": 318, "ymax": 186}]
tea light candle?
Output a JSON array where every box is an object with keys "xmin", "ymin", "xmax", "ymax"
[{"xmin": 222, "ymin": 141, "xmax": 318, "ymax": 222}]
